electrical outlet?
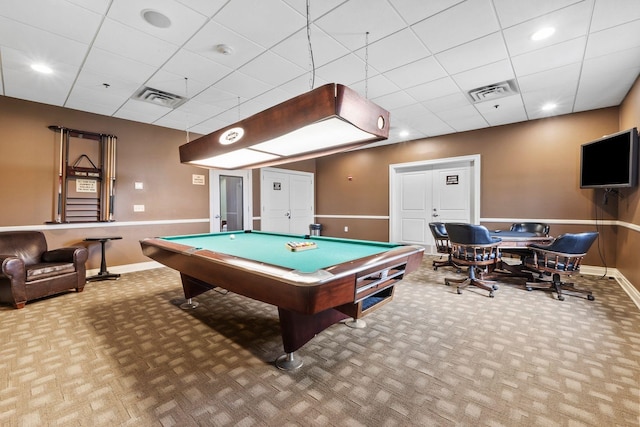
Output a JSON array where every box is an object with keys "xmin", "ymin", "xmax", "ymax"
[
  {"xmin": 344, "ymin": 226, "xmax": 348, "ymax": 232},
  {"xmin": 134, "ymin": 182, "xmax": 144, "ymax": 190},
  {"xmin": 133, "ymin": 204, "xmax": 145, "ymax": 212}
]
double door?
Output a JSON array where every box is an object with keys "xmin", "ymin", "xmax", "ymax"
[
  {"xmin": 260, "ymin": 168, "xmax": 314, "ymax": 235},
  {"xmin": 393, "ymin": 163, "xmax": 472, "ymax": 248}
]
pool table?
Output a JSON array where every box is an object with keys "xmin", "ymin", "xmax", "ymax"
[{"xmin": 140, "ymin": 230, "xmax": 424, "ymax": 369}]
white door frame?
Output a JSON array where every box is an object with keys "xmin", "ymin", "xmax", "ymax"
[
  {"xmin": 209, "ymin": 169, "xmax": 253, "ymax": 232},
  {"xmin": 389, "ymin": 154, "xmax": 481, "ymax": 242}
]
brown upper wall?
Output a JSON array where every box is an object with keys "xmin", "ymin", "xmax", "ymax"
[
  {"xmin": 0, "ymin": 95, "xmax": 208, "ymax": 226},
  {"xmin": 317, "ymin": 107, "xmax": 621, "ymax": 221}
]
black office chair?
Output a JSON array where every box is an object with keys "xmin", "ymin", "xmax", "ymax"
[
  {"xmin": 510, "ymin": 222, "xmax": 550, "ymax": 236},
  {"xmin": 523, "ymin": 232, "xmax": 599, "ymax": 301},
  {"xmin": 428, "ymin": 222, "xmax": 458, "ymax": 271},
  {"xmin": 444, "ymin": 223, "xmax": 502, "ymax": 297}
]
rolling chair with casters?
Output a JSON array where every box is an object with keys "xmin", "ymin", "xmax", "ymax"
[
  {"xmin": 523, "ymin": 232, "xmax": 598, "ymax": 301},
  {"xmin": 428, "ymin": 222, "xmax": 459, "ymax": 271},
  {"xmin": 444, "ymin": 223, "xmax": 502, "ymax": 298}
]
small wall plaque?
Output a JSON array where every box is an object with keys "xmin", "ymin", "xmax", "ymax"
[{"xmin": 446, "ymin": 175, "xmax": 459, "ymax": 185}]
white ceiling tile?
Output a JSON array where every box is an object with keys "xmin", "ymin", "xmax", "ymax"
[
  {"xmin": 212, "ymin": 71, "xmax": 272, "ymax": 101},
  {"xmin": 153, "ymin": 104, "xmax": 210, "ymax": 131},
  {"xmin": 315, "ymin": 0, "xmax": 407, "ymax": 50},
  {"xmin": 581, "ymin": 47, "xmax": 640, "ymax": 80},
  {"xmin": 585, "ymin": 20, "xmax": 640, "ymax": 59},
  {"xmin": 575, "ymin": 66, "xmax": 640, "ymax": 112},
  {"xmin": 315, "ymin": 53, "xmax": 367, "ymax": 86},
  {"xmin": 114, "ymin": 98, "xmax": 172, "ymax": 122},
  {"xmin": 422, "ymin": 92, "xmax": 470, "ymax": 113},
  {"xmin": 190, "ymin": 86, "xmax": 238, "ymax": 115},
  {"xmin": 1, "ymin": 47, "xmax": 77, "ymax": 105},
  {"xmin": 94, "ymin": 18, "xmax": 179, "ymax": 67},
  {"xmin": 66, "ymin": 0, "xmax": 111, "ymax": 15},
  {"xmin": 0, "ymin": 0, "xmax": 101, "ymax": 43},
  {"xmin": 174, "ymin": 0, "xmax": 227, "ymax": 17},
  {"xmin": 502, "ymin": 2, "xmax": 592, "ymax": 56},
  {"xmin": 277, "ymin": 74, "xmax": 331, "ymax": 98},
  {"xmin": 213, "ymin": 0, "xmax": 305, "ymax": 49},
  {"xmin": 412, "ymin": 0, "xmax": 499, "ymax": 53},
  {"xmin": 188, "ymin": 116, "xmax": 228, "ymax": 135},
  {"xmin": 349, "ymin": 74, "xmax": 400, "ymax": 100},
  {"xmin": 107, "ymin": 0, "xmax": 208, "ymax": 45},
  {"xmin": 371, "ymin": 90, "xmax": 418, "ymax": 110},
  {"xmin": 511, "ymin": 37, "xmax": 586, "ymax": 77},
  {"xmin": 451, "ymin": 60, "xmax": 515, "ymax": 91},
  {"xmin": 65, "ymin": 85, "xmax": 129, "ymax": 117},
  {"xmin": 160, "ymin": 49, "xmax": 232, "ymax": 87},
  {"xmin": 388, "ymin": 0, "xmax": 465, "ymax": 25},
  {"xmin": 384, "ymin": 56, "xmax": 448, "ymax": 90},
  {"xmin": 282, "ymin": 0, "xmax": 348, "ymax": 20},
  {"xmin": 437, "ymin": 104, "xmax": 489, "ymax": 132},
  {"xmin": 271, "ymin": 26, "xmax": 350, "ymax": 70},
  {"xmin": 475, "ymin": 95, "xmax": 528, "ymax": 126},
  {"xmin": 492, "ymin": 0, "xmax": 581, "ymax": 28},
  {"xmin": 436, "ymin": 32, "xmax": 507, "ymax": 75},
  {"xmin": 0, "ymin": 17, "xmax": 89, "ymax": 67},
  {"xmin": 358, "ymin": 28, "xmax": 430, "ymax": 73},
  {"xmin": 68, "ymin": 69, "xmax": 137, "ymax": 115},
  {"xmin": 239, "ymin": 51, "xmax": 306, "ymax": 87},
  {"xmin": 410, "ymin": 77, "xmax": 460, "ymax": 102},
  {"xmin": 183, "ymin": 20, "xmax": 265, "ymax": 69},
  {"xmin": 521, "ymin": 90, "xmax": 575, "ymax": 120},
  {"xmin": 590, "ymin": 0, "xmax": 640, "ymax": 31},
  {"xmin": 517, "ymin": 63, "xmax": 582, "ymax": 95},
  {"xmin": 82, "ymin": 48, "xmax": 157, "ymax": 85}
]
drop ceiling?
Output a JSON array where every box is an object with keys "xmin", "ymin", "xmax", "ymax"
[{"xmin": 0, "ymin": 0, "xmax": 639, "ymax": 147}]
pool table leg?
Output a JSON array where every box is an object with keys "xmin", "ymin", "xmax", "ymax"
[{"xmin": 276, "ymin": 307, "xmax": 349, "ymax": 370}]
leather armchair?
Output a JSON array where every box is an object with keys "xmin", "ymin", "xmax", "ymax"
[{"xmin": 0, "ymin": 231, "xmax": 88, "ymax": 309}]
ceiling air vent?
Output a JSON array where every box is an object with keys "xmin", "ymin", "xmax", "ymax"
[
  {"xmin": 132, "ymin": 86, "xmax": 186, "ymax": 109},
  {"xmin": 466, "ymin": 80, "xmax": 519, "ymax": 103}
]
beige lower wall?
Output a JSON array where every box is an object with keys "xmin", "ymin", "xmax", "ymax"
[{"xmin": 41, "ymin": 222, "xmax": 209, "ymax": 271}]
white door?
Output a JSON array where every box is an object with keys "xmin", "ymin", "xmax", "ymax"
[
  {"xmin": 210, "ymin": 169, "xmax": 252, "ymax": 232},
  {"xmin": 261, "ymin": 168, "xmax": 314, "ymax": 234},
  {"xmin": 432, "ymin": 165, "xmax": 470, "ymax": 223},
  {"xmin": 390, "ymin": 155, "xmax": 480, "ymax": 250}
]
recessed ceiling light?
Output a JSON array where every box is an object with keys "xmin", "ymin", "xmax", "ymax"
[
  {"xmin": 31, "ymin": 63, "xmax": 53, "ymax": 74},
  {"xmin": 531, "ymin": 27, "xmax": 555, "ymax": 41},
  {"xmin": 399, "ymin": 130, "xmax": 410, "ymax": 138},
  {"xmin": 141, "ymin": 9, "xmax": 171, "ymax": 28},
  {"xmin": 542, "ymin": 102, "xmax": 557, "ymax": 111}
]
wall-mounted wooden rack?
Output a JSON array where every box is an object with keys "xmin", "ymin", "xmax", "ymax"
[{"xmin": 48, "ymin": 126, "xmax": 117, "ymax": 223}]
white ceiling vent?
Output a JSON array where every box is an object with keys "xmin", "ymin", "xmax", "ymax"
[
  {"xmin": 132, "ymin": 86, "xmax": 186, "ymax": 109},
  {"xmin": 467, "ymin": 80, "xmax": 519, "ymax": 103}
]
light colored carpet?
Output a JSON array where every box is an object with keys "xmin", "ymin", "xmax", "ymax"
[{"xmin": 1, "ymin": 256, "xmax": 638, "ymax": 426}]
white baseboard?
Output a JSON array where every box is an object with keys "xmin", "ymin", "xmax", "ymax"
[{"xmin": 580, "ymin": 265, "xmax": 640, "ymax": 310}]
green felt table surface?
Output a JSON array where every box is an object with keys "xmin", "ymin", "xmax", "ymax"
[{"xmin": 161, "ymin": 231, "xmax": 400, "ymax": 273}]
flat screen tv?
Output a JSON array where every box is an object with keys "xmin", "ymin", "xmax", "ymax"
[{"xmin": 580, "ymin": 127, "xmax": 639, "ymax": 189}]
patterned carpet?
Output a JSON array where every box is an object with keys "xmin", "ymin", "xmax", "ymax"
[{"xmin": 0, "ymin": 256, "xmax": 638, "ymax": 427}]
